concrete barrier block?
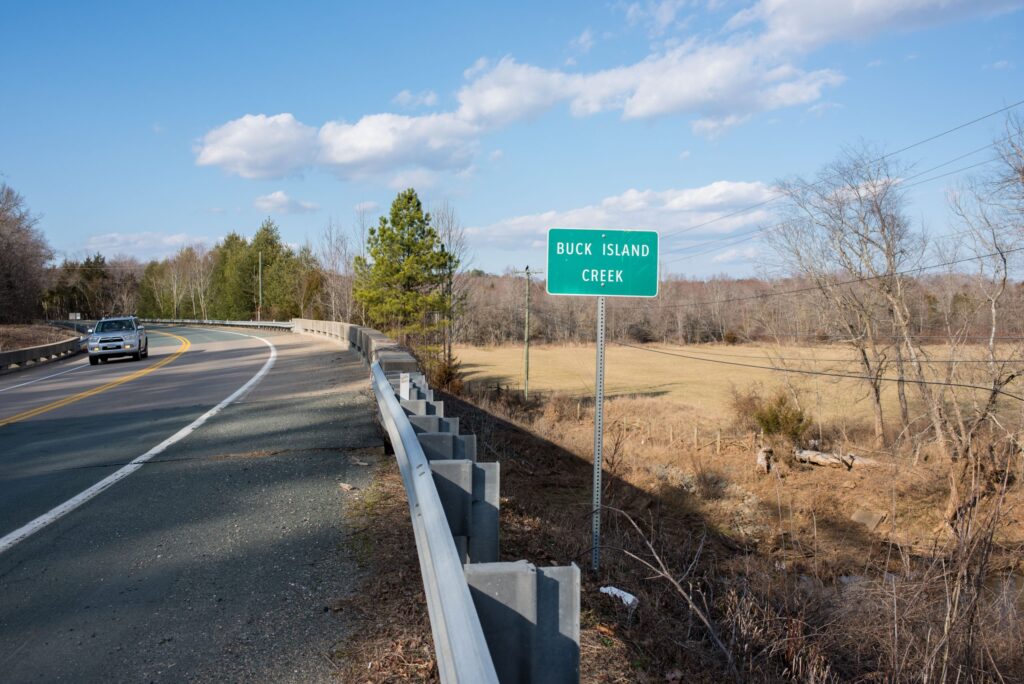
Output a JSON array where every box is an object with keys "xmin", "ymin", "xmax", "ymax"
[
  {"xmin": 431, "ymin": 459, "xmax": 473, "ymax": 537},
  {"xmin": 417, "ymin": 432, "xmax": 474, "ymax": 461},
  {"xmin": 465, "ymin": 561, "xmax": 537, "ymax": 684},
  {"xmin": 398, "ymin": 372, "xmax": 428, "ymax": 395},
  {"xmin": 401, "ymin": 400, "xmax": 444, "ymax": 418},
  {"xmin": 470, "ymin": 462, "xmax": 500, "ymax": 564},
  {"xmin": 407, "ymin": 415, "xmax": 460, "ymax": 435},
  {"xmin": 464, "ymin": 561, "xmax": 580, "ymax": 683},
  {"xmin": 535, "ymin": 565, "xmax": 581, "ymax": 683},
  {"xmin": 376, "ymin": 351, "xmax": 419, "ymax": 374}
]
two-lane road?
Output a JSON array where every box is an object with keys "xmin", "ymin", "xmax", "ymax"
[{"xmin": 0, "ymin": 326, "xmax": 382, "ymax": 681}]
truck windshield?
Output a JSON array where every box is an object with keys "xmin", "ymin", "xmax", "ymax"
[{"xmin": 95, "ymin": 320, "xmax": 133, "ymax": 333}]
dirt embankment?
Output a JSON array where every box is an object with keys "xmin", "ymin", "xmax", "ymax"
[
  {"xmin": 460, "ymin": 383, "xmax": 1024, "ymax": 681},
  {"xmin": 0, "ymin": 325, "xmax": 73, "ymax": 352},
  {"xmin": 336, "ymin": 360, "xmax": 1024, "ymax": 681}
]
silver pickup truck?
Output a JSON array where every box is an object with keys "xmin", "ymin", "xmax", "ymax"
[{"xmin": 87, "ymin": 316, "xmax": 149, "ymax": 365}]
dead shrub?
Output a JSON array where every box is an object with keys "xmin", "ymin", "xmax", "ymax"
[
  {"xmin": 689, "ymin": 450, "xmax": 725, "ymax": 500},
  {"xmin": 422, "ymin": 354, "xmax": 464, "ymax": 394},
  {"xmin": 730, "ymin": 384, "xmax": 766, "ymax": 432},
  {"xmin": 731, "ymin": 385, "xmax": 811, "ymax": 446},
  {"xmin": 542, "ymin": 393, "xmax": 585, "ymax": 424}
]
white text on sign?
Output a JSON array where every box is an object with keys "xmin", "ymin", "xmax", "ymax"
[{"xmin": 554, "ymin": 241, "xmax": 651, "ymax": 258}]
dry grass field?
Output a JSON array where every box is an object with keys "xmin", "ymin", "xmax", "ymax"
[{"xmin": 455, "ymin": 341, "xmax": 1012, "ymax": 427}]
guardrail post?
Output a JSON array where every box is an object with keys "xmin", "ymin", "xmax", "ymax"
[
  {"xmin": 431, "ymin": 460, "xmax": 499, "ymax": 564},
  {"xmin": 465, "ymin": 561, "xmax": 581, "ymax": 683}
]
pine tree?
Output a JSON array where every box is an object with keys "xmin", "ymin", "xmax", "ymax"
[{"xmin": 353, "ymin": 189, "xmax": 457, "ymax": 342}]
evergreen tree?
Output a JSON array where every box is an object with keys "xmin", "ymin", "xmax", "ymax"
[
  {"xmin": 353, "ymin": 189, "xmax": 457, "ymax": 341},
  {"xmin": 208, "ymin": 232, "xmax": 252, "ymax": 319}
]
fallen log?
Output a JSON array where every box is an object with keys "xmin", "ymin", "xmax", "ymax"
[{"xmin": 793, "ymin": 448, "xmax": 881, "ymax": 470}]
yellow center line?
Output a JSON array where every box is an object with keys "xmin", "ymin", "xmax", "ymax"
[{"xmin": 0, "ymin": 330, "xmax": 191, "ymax": 428}]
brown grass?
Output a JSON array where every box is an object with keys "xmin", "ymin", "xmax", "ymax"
[
  {"xmin": 336, "ymin": 345, "xmax": 1024, "ymax": 682},
  {"xmin": 333, "ymin": 458, "xmax": 438, "ymax": 682},
  {"xmin": 0, "ymin": 324, "xmax": 73, "ymax": 352},
  {"xmin": 447, "ymin": 371, "xmax": 1024, "ymax": 682},
  {"xmin": 455, "ymin": 341, "xmax": 1019, "ymax": 428}
]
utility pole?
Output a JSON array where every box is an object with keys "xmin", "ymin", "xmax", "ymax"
[
  {"xmin": 257, "ymin": 250, "xmax": 262, "ymax": 321},
  {"xmin": 513, "ymin": 266, "xmax": 542, "ymax": 400}
]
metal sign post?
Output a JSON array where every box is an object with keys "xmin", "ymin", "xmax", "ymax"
[
  {"xmin": 591, "ymin": 296, "xmax": 606, "ymax": 572},
  {"xmin": 545, "ymin": 227, "xmax": 659, "ymax": 574}
]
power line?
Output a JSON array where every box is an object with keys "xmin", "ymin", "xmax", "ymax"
[
  {"xmin": 624, "ymin": 244, "xmax": 1024, "ymax": 311},
  {"xmin": 626, "ymin": 330, "xmax": 1024, "ymax": 341},
  {"xmin": 468, "ymin": 241, "xmax": 1024, "ymax": 313},
  {"xmin": 614, "ymin": 341, "xmax": 1024, "ymax": 402},
  {"xmin": 661, "ymin": 140, "xmax": 1007, "ymax": 267},
  {"xmin": 658, "ymin": 98, "xmax": 1023, "ymax": 243},
  {"xmin": 630, "ymin": 343, "xmax": 1022, "ymax": 365}
]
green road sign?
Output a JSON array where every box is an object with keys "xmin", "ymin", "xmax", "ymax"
[{"xmin": 546, "ymin": 228, "xmax": 659, "ymax": 297}]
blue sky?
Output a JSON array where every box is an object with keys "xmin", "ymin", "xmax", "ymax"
[{"xmin": 1, "ymin": 1, "xmax": 1021, "ymax": 276}]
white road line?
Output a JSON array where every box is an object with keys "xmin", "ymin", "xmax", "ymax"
[
  {"xmin": 0, "ymin": 361, "xmax": 88, "ymax": 394},
  {"xmin": 0, "ymin": 330, "xmax": 277, "ymax": 555}
]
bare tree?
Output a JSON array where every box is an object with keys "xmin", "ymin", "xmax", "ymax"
[
  {"xmin": 188, "ymin": 243, "xmax": 214, "ymax": 319},
  {"xmin": 0, "ymin": 184, "xmax": 52, "ymax": 323},
  {"xmin": 317, "ymin": 218, "xmax": 351, "ymax": 321},
  {"xmin": 768, "ymin": 148, "xmax": 918, "ymax": 448},
  {"xmin": 107, "ymin": 255, "xmax": 144, "ymax": 314},
  {"xmin": 433, "ymin": 200, "xmax": 472, "ymax": 367}
]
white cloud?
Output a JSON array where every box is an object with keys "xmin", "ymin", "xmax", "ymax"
[
  {"xmin": 456, "ymin": 57, "xmax": 571, "ymax": 127},
  {"xmin": 389, "ymin": 168, "xmax": 439, "ymax": 190},
  {"xmin": 807, "ymin": 101, "xmax": 843, "ymax": 116},
  {"xmin": 570, "ymin": 28, "xmax": 596, "ymax": 53},
  {"xmin": 489, "ymin": 149, "xmax": 504, "ymax": 161},
  {"xmin": 727, "ymin": 0, "xmax": 1022, "ymax": 50},
  {"xmin": 253, "ymin": 190, "xmax": 319, "ymax": 214},
  {"xmin": 195, "ymin": 0, "xmax": 1020, "ymax": 182},
  {"xmin": 467, "ymin": 180, "xmax": 774, "ymax": 247},
  {"xmin": 712, "ymin": 246, "xmax": 760, "ymax": 263},
  {"xmin": 679, "ymin": 149, "xmax": 691, "ymax": 159},
  {"xmin": 867, "ymin": 58, "xmax": 884, "ymax": 68},
  {"xmin": 983, "ymin": 60, "xmax": 1013, "ymax": 70},
  {"xmin": 83, "ymin": 232, "xmax": 211, "ymax": 260},
  {"xmin": 318, "ymin": 112, "xmax": 480, "ymax": 176},
  {"xmin": 196, "ymin": 113, "xmax": 317, "ymax": 179},
  {"xmin": 393, "ymin": 89, "xmax": 439, "ymax": 108},
  {"xmin": 354, "ymin": 200, "xmax": 379, "ymax": 213},
  {"xmin": 624, "ymin": 1, "xmax": 690, "ymax": 36}
]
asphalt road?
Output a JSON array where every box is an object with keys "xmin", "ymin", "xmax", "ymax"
[{"xmin": 0, "ymin": 326, "xmax": 383, "ymax": 682}]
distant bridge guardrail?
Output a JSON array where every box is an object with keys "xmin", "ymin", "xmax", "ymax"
[
  {"xmin": 142, "ymin": 318, "xmax": 294, "ymax": 330},
  {"xmin": 0, "ymin": 336, "xmax": 83, "ymax": 372}
]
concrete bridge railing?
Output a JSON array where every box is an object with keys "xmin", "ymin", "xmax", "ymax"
[{"xmin": 0, "ymin": 336, "xmax": 83, "ymax": 372}]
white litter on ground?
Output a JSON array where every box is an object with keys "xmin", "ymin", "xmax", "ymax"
[{"xmin": 600, "ymin": 586, "xmax": 638, "ymax": 609}]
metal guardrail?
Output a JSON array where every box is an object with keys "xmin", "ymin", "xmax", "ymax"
[
  {"xmin": 371, "ymin": 362, "xmax": 499, "ymax": 683},
  {"xmin": 0, "ymin": 336, "xmax": 83, "ymax": 371},
  {"xmin": 299, "ymin": 318, "xmax": 580, "ymax": 682},
  {"xmin": 142, "ymin": 318, "xmax": 294, "ymax": 330},
  {"xmin": 123, "ymin": 316, "xmax": 577, "ymax": 680}
]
